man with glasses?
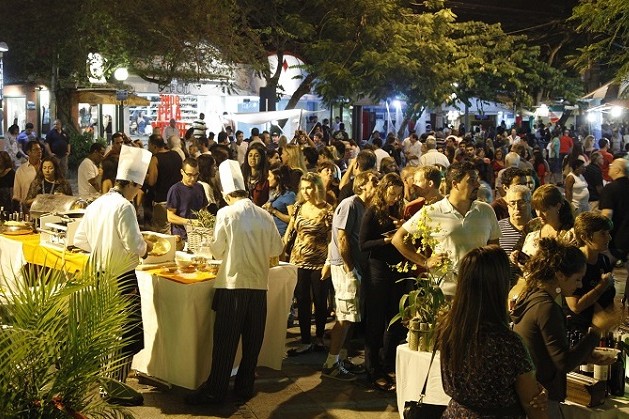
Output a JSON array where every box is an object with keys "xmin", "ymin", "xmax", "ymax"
[
  {"xmin": 78, "ymin": 142, "xmax": 106, "ymax": 196},
  {"xmin": 166, "ymin": 157, "xmax": 208, "ymax": 241},
  {"xmin": 45, "ymin": 119, "xmax": 71, "ymax": 178},
  {"xmin": 499, "ymin": 185, "xmax": 532, "ymax": 254},
  {"xmin": 492, "ymin": 167, "xmax": 527, "ymax": 221},
  {"xmin": 12, "ymin": 140, "xmax": 42, "ymax": 212}
]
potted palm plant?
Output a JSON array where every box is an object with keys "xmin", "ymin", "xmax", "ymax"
[{"xmin": 0, "ymin": 263, "xmax": 135, "ymax": 418}]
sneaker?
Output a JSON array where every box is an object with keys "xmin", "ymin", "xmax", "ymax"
[
  {"xmin": 321, "ymin": 362, "xmax": 357, "ymax": 381},
  {"xmin": 339, "ymin": 358, "xmax": 366, "ymax": 375}
]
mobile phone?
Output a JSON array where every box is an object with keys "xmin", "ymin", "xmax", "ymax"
[
  {"xmin": 382, "ymin": 229, "xmax": 397, "ymax": 238},
  {"xmin": 517, "ymin": 251, "xmax": 530, "ymax": 265}
]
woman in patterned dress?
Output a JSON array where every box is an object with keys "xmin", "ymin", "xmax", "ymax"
[
  {"xmin": 24, "ymin": 156, "xmax": 73, "ymax": 207},
  {"xmin": 438, "ymin": 245, "xmax": 548, "ymax": 419},
  {"xmin": 284, "ymin": 173, "xmax": 334, "ymax": 355}
]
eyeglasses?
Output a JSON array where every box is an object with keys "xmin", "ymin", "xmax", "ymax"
[
  {"xmin": 507, "ymin": 199, "xmax": 530, "ymax": 208},
  {"xmin": 182, "ymin": 170, "xmax": 199, "ymax": 178}
]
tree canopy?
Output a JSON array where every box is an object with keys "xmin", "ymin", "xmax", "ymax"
[
  {"xmin": 570, "ymin": 0, "xmax": 629, "ymax": 84},
  {"xmin": 0, "ymin": 0, "xmax": 586, "ymax": 131}
]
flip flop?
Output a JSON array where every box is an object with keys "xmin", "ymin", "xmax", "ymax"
[{"xmin": 287, "ymin": 344, "xmax": 313, "ymax": 357}]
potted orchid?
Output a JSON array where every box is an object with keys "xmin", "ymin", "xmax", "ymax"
[{"xmin": 389, "ymin": 209, "xmax": 452, "ymax": 351}]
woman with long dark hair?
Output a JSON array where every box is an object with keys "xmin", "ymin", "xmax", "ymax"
[
  {"xmin": 263, "ymin": 165, "xmax": 296, "ymax": 237},
  {"xmin": 359, "ymin": 173, "xmax": 407, "ymax": 391},
  {"xmin": 512, "ymin": 238, "xmax": 619, "ymax": 416},
  {"xmin": 197, "ymin": 154, "xmax": 222, "ymax": 213},
  {"xmin": 564, "ymin": 212, "xmax": 617, "ymax": 333},
  {"xmin": 438, "ymin": 245, "xmax": 547, "ymax": 418},
  {"xmin": 24, "ymin": 156, "xmax": 73, "ymax": 206},
  {"xmin": 101, "ymin": 157, "xmax": 118, "ymax": 194},
  {"xmin": 241, "ymin": 143, "xmax": 269, "ymax": 206}
]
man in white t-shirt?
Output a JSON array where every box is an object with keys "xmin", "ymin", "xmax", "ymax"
[
  {"xmin": 78, "ymin": 143, "xmax": 106, "ymax": 195},
  {"xmin": 392, "ymin": 161, "xmax": 500, "ymax": 296},
  {"xmin": 372, "ymin": 137, "xmax": 390, "ymax": 171}
]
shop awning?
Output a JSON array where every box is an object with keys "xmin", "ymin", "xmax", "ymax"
[{"xmin": 76, "ymin": 90, "xmax": 150, "ymax": 106}]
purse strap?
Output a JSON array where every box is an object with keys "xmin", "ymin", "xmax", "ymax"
[{"xmin": 419, "ymin": 344, "xmax": 439, "ymax": 401}]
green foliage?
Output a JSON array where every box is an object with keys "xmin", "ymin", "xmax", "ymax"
[
  {"xmin": 570, "ymin": 0, "xmax": 629, "ymax": 83},
  {"xmin": 389, "ymin": 208, "xmax": 450, "ymax": 330},
  {"xmin": 68, "ymin": 133, "xmax": 106, "ymax": 172},
  {"xmin": 0, "ymin": 264, "xmax": 134, "ymax": 418}
]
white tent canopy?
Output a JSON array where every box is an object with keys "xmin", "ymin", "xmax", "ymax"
[
  {"xmin": 229, "ymin": 109, "xmax": 304, "ymax": 139},
  {"xmin": 231, "ymin": 109, "xmax": 302, "ymax": 124}
]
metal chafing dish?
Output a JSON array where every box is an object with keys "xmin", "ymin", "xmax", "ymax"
[
  {"xmin": 38, "ymin": 211, "xmax": 85, "ymax": 248},
  {"xmin": 29, "ymin": 194, "xmax": 92, "ymax": 220}
]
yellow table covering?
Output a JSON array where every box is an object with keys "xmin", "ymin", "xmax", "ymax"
[{"xmin": 2, "ymin": 233, "xmax": 88, "ymax": 273}]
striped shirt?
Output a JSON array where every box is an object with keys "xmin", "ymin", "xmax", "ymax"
[{"xmin": 498, "ymin": 218, "xmax": 523, "ymax": 254}]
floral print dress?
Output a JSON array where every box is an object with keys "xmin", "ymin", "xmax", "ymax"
[{"xmin": 441, "ymin": 327, "xmax": 533, "ymax": 419}]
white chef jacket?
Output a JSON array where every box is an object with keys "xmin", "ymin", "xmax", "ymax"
[
  {"xmin": 74, "ymin": 190, "xmax": 147, "ymax": 277},
  {"xmin": 210, "ymin": 198, "xmax": 283, "ymax": 290}
]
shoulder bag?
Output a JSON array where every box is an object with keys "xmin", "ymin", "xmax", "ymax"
[
  {"xmin": 283, "ymin": 203, "xmax": 301, "ymax": 260},
  {"xmin": 403, "ymin": 346, "xmax": 447, "ymax": 419}
]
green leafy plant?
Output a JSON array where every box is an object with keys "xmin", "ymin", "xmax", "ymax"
[
  {"xmin": 389, "ymin": 208, "xmax": 451, "ymax": 347},
  {"xmin": 69, "ymin": 133, "xmax": 106, "ymax": 171},
  {"xmin": 0, "ymin": 263, "xmax": 135, "ymax": 418},
  {"xmin": 191, "ymin": 209, "xmax": 216, "ymax": 230}
]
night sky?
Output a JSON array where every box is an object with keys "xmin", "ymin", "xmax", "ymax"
[{"xmin": 448, "ymin": 0, "xmax": 579, "ymax": 32}]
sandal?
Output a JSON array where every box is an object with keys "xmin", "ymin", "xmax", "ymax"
[
  {"xmin": 287, "ymin": 344, "xmax": 313, "ymax": 357},
  {"xmin": 372, "ymin": 375, "xmax": 395, "ymax": 392}
]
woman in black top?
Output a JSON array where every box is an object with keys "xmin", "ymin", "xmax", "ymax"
[
  {"xmin": 359, "ymin": 173, "xmax": 407, "ymax": 391},
  {"xmin": 564, "ymin": 212, "xmax": 616, "ymax": 332},
  {"xmin": 512, "ymin": 238, "xmax": 620, "ymax": 415}
]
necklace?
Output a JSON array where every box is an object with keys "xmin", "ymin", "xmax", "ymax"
[{"xmin": 42, "ymin": 180, "xmax": 56, "ymax": 195}]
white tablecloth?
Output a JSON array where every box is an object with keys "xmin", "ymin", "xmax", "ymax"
[
  {"xmin": 395, "ymin": 344, "xmax": 450, "ymax": 418},
  {"xmin": 0, "ymin": 235, "xmax": 27, "ymax": 290},
  {"xmin": 131, "ymin": 264, "xmax": 297, "ymax": 389}
]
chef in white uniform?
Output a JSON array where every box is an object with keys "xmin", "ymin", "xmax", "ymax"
[{"xmin": 74, "ymin": 145, "xmax": 153, "ymax": 405}]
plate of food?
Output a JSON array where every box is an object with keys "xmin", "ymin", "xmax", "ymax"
[
  {"xmin": 142, "ymin": 233, "xmax": 171, "ymax": 256},
  {"xmin": 2, "ymin": 221, "xmax": 34, "ymax": 235}
]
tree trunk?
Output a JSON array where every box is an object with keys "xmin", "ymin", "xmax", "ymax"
[
  {"xmin": 55, "ymin": 87, "xmax": 79, "ymax": 136},
  {"xmin": 284, "ymin": 73, "xmax": 316, "ymax": 111}
]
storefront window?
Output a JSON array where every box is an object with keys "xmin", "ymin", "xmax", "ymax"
[{"xmin": 5, "ymin": 96, "xmax": 26, "ymax": 130}]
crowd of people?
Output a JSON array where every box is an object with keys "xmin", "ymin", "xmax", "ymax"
[{"xmin": 4, "ymin": 114, "xmax": 629, "ymax": 414}]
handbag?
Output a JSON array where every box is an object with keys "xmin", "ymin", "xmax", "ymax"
[
  {"xmin": 403, "ymin": 346, "xmax": 447, "ymax": 419},
  {"xmin": 283, "ymin": 203, "xmax": 301, "ymax": 259}
]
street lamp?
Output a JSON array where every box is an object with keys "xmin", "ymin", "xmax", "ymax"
[
  {"xmin": 114, "ymin": 67, "xmax": 129, "ymax": 132},
  {"xmin": 0, "ymin": 42, "xmax": 8, "ymax": 135}
]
